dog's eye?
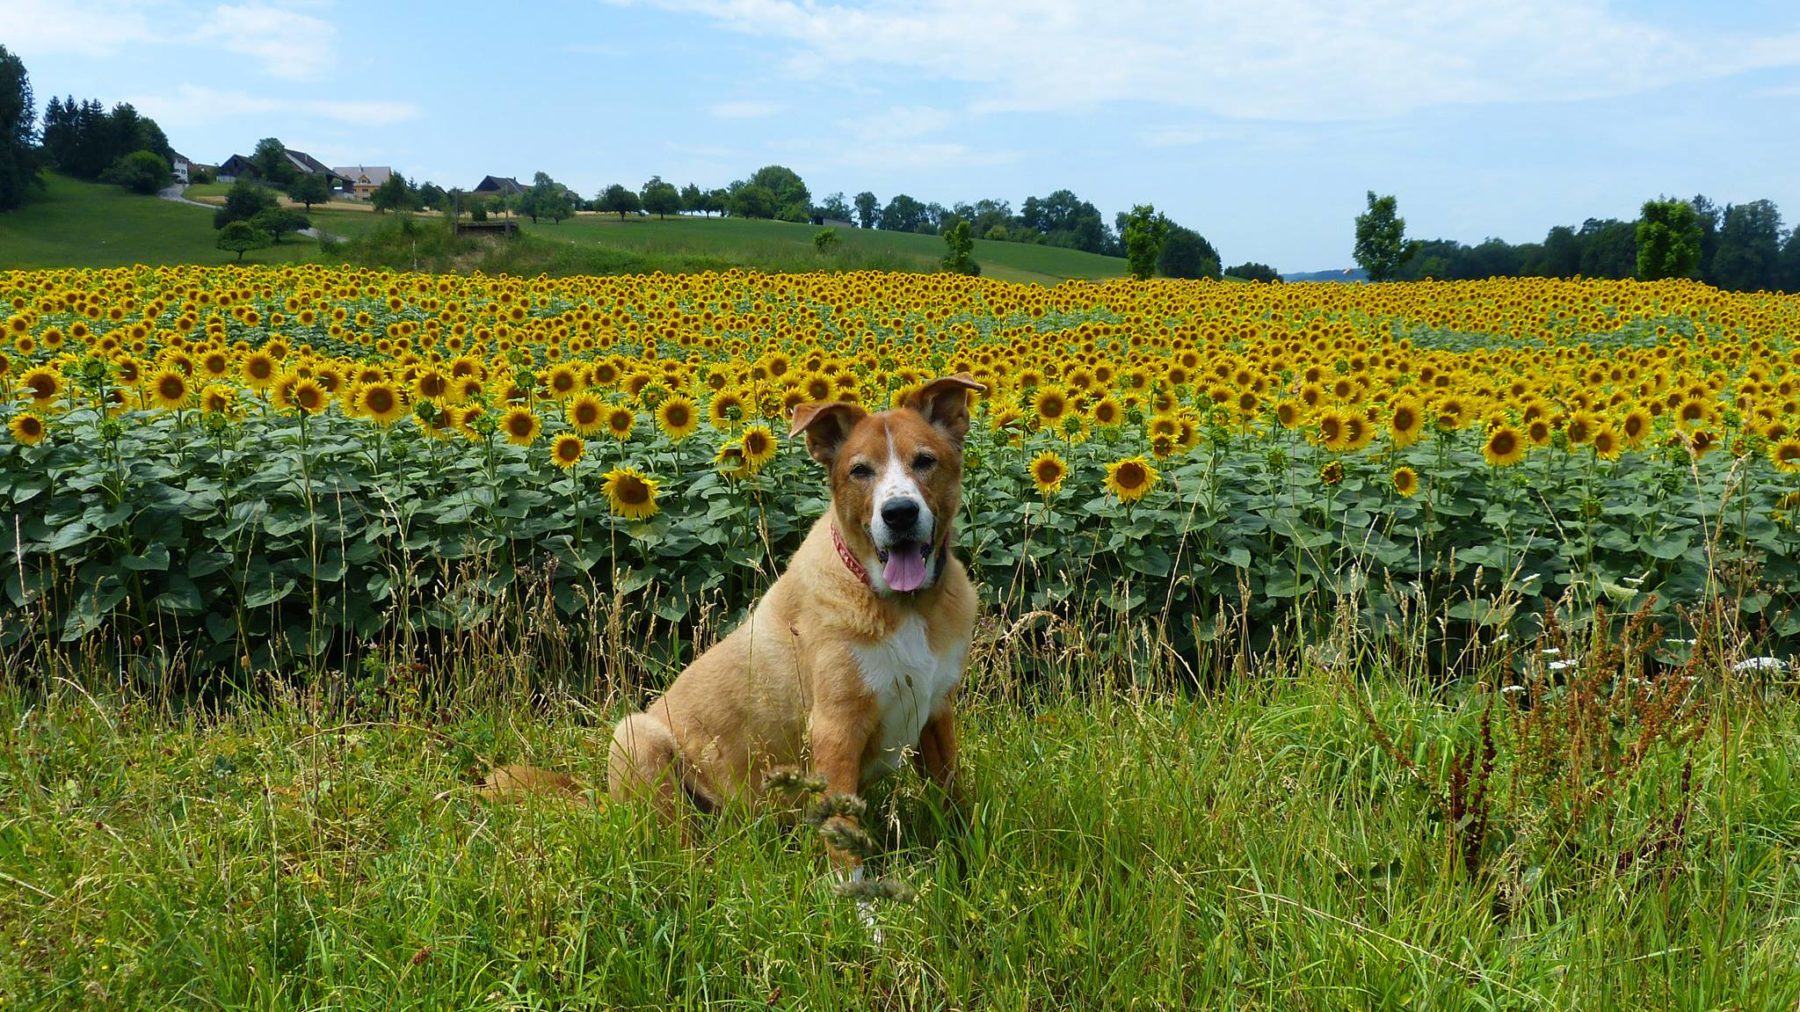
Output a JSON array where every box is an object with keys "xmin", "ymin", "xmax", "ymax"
[
  {"xmin": 849, "ymin": 462, "xmax": 875, "ymax": 480},
  {"xmin": 912, "ymin": 453, "xmax": 937, "ymax": 471}
]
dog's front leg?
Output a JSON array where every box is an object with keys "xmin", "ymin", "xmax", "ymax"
[
  {"xmin": 912, "ymin": 704, "xmax": 964, "ymax": 807},
  {"xmin": 808, "ymin": 710, "xmax": 874, "ymax": 875}
]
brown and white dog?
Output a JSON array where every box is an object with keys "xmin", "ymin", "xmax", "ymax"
[{"xmin": 492, "ymin": 373, "xmax": 983, "ymax": 874}]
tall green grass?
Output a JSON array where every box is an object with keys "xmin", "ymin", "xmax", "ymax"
[{"xmin": 3, "ymin": 586, "xmax": 1795, "ymax": 1008}]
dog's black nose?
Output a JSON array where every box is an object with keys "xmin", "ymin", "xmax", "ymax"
[{"xmin": 880, "ymin": 498, "xmax": 921, "ymax": 532}]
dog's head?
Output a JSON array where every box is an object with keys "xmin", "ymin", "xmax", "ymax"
[{"xmin": 791, "ymin": 373, "xmax": 984, "ymax": 594}]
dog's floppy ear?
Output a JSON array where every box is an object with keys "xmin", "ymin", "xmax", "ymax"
[
  {"xmin": 901, "ymin": 373, "xmax": 986, "ymax": 447},
  {"xmin": 790, "ymin": 400, "xmax": 867, "ymax": 466}
]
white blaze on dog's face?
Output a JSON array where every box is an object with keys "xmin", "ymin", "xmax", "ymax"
[{"xmin": 791, "ymin": 374, "xmax": 984, "ymax": 594}]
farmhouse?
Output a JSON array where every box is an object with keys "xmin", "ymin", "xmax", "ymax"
[
  {"xmin": 472, "ymin": 175, "xmax": 525, "ymax": 198},
  {"xmin": 333, "ymin": 165, "xmax": 393, "ymax": 200},
  {"xmin": 170, "ymin": 151, "xmax": 191, "ymax": 185},
  {"xmin": 216, "ymin": 147, "xmax": 350, "ymax": 189}
]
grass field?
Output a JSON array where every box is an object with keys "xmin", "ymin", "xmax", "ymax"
[
  {"xmin": 0, "ymin": 174, "xmax": 321, "ymax": 269},
  {"xmin": 2, "ymin": 661, "xmax": 1792, "ymax": 1009},
  {"xmin": 0, "ymin": 175, "xmax": 1130, "ymax": 282},
  {"xmin": 525, "ymin": 214, "xmax": 1130, "ymax": 286}
]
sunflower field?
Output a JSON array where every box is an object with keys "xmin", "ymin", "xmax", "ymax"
[{"xmin": 3, "ymin": 265, "xmax": 1798, "ymax": 681}]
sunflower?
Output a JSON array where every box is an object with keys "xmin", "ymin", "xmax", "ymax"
[
  {"xmin": 1392, "ymin": 465, "xmax": 1419, "ymax": 497},
  {"xmin": 8, "ymin": 412, "xmax": 46, "ymax": 446},
  {"xmin": 567, "ymin": 393, "xmax": 605, "ymax": 436},
  {"xmin": 602, "ymin": 466, "xmax": 661, "ymax": 520},
  {"xmin": 1032, "ymin": 385, "xmax": 1072, "ymax": 428},
  {"xmin": 20, "ymin": 366, "xmax": 60, "ymax": 406},
  {"xmin": 1771, "ymin": 437, "xmax": 1800, "ymax": 474},
  {"xmin": 148, "ymin": 368, "xmax": 190, "ymax": 410},
  {"xmin": 1685, "ymin": 429, "xmax": 1719, "ymax": 458},
  {"xmin": 550, "ymin": 433, "xmax": 584, "ymax": 470},
  {"xmin": 1590, "ymin": 425, "xmax": 1622, "ymax": 461},
  {"xmin": 714, "ymin": 441, "xmax": 751, "ymax": 479},
  {"xmin": 200, "ymin": 384, "xmax": 237, "ymax": 416},
  {"xmin": 657, "ymin": 396, "xmax": 699, "ymax": 441},
  {"xmin": 1029, "ymin": 450, "xmax": 1067, "ymax": 494},
  {"xmin": 1482, "ymin": 424, "xmax": 1526, "ymax": 467},
  {"xmin": 242, "ymin": 350, "xmax": 278, "ymax": 389},
  {"xmin": 355, "ymin": 381, "xmax": 407, "ymax": 426},
  {"xmin": 604, "ymin": 405, "xmax": 636, "ymax": 442},
  {"xmin": 708, "ymin": 389, "xmax": 746, "ymax": 430},
  {"xmin": 501, "ymin": 406, "xmax": 542, "ymax": 446},
  {"xmin": 740, "ymin": 424, "xmax": 778, "ymax": 471},
  {"xmin": 545, "ymin": 363, "xmax": 581, "ymax": 400},
  {"xmin": 1317, "ymin": 408, "xmax": 1350, "ymax": 451},
  {"xmin": 1089, "ymin": 396, "xmax": 1123, "ymax": 428},
  {"xmin": 1564, "ymin": 411, "xmax": 1598, "ymax": 447},
  {"xmin": 1620, "ymin": 407, "xmax": 1653, "ymax": 447},
  {"xmin": 291, "ymin": 378, "xmax": 328, "ymax": 415},
  {"xmin": 1389, "ymin": 398, "xmax": 1424, "ymax": 448},
  {"xmin": 1320, "ymin": 459, "xmax": 1345, "ymax": 486},
  {"xmin": 1104, "ymin": 456, "xmax": 1158, "ymax": 503}
]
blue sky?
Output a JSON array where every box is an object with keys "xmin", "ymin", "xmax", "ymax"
[{"xmin": 6, "ymin": 0, "xmax": 1800, "ymax": 271}]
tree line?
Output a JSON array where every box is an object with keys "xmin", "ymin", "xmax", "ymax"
[{"xmin": 1356, "ymin": 191, "xmax": 1800, "ymax": 292}]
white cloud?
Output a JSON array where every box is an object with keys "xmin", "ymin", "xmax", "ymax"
[
  {"xmin": 194, "ymin": 3, "xmax": 337, "ymax": 80},
  {"xmin": 709, "ymin": 99, "xmax": 786, "ymax": 118},
  {"xmin": 629, "ymin": 0, "xmax": 1800, "ymax": 121},
  {"xmin": 128, "ymin": 84, "xmax": 419, "ymax": 129},
  {"xmin": 0, "ymin": 0, "xmax": 161, "ymax": 57}
]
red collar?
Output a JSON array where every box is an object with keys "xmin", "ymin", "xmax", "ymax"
[
  {"xmin": 831, "ymin": 523, "xmax": 950, "ymax": 591},
  {"xmin": 832, "ymin": 523, "xmax": 871, "ymax": 586}
]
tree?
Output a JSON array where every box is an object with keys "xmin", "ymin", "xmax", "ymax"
[
  {"xmin": 1635, "ymin": 198, "xmax": 1703, "ymax": 281},
  {"xmin": 880, "ymin": 193, "xmax": 929, "ymax": 233},
  {"xmin": 216, "ymin": 220, "xmax": 271, "ymax": 262},
  {"xmin": 1353, "ymin": 191, "xmax": 1417, "ymax": 282},
  {"xmin": 598, "ymin": 183, "xmax": 640, "ymax": 219},
  {"xmin": 1021, "ymin": 189, "xmax": 1110, "ymax": 253},
  {"xmin": 941, "ymin": 219, "xmax": 979, "ymax": 275},
  {"xmin": 371, "ymin": 172, "xmax": 416, "ymax": 213},
  {"xmin": 213, "ymin": 178, "xmax": 279, "ymax": 228},
  {"xmin": 1710, "ymin": 199, "xmax": 1784, "ymax": 291},
  {"xmin": 39, "ymin": 97, "xmax": 169, "ymax": 183},
  {"xmin": 1780, "ymin": 228, "xmax": 1800, "ymax": 294},
  {"xmin": 1534, "ymin": 225, "xmax": 1581, "ymax": 278},
  {"xmin": 813, "ymin": 227, "xmax": 840, "ymax": 255},
  {"xmin": 1121, "ymin": 204, "xmax": 1170, "ymax": 280},
  {"xmin": 251, "ymin": 207, "xmax": 310, "ymax": 244},
  {"xmin": 817, "ymin": 191, "xmax": 851, "ymax": 222},
  {"xmin": 1577, "ymin": 218, "xmax": 1637, "ymax": 279},
  {"xmin": 416, "ymin": 182, "xmax": 447, "ymax": 212},
  {"xmin": 1227, "ymin": 262, "xmax": 1282, "ymax": 283},
  {"xmin": 854, "ymin": 191, "xmax": 879, "ymax": 229},
  {"xmin": 703, "ymin": 188, "xmax": 729, "ymax": 217},
  {"xmin": 287, "ymin": 172, "xmax": 331, "ymax": 210},
  {"xmin": 0, "ymin": 45, "xmax": 39, "ymax": 211},
  {"xmin": 99, "ymin": 149, "xmax": 171, "ymax": 194},
  {"xmin": 679, "ymin": 182, "xmax": 702, "ymax": 214},
  {"xmin": 745, "ymin": 165, "xmax": 809, "ymax": 217},
  {"xmin": 641, "ymin": 176, "xmax": 681, "ymax": 219},
  {"xmin": 521, "ymin": 171, "xmax": 575, "ymax": 224},
  {"xmin": 1159, "ymin": 226, "xmax": 1222, "ymax": 279},
  {"xmin": 250, "ymin": 137, "xmax": 296, "ymax": 186},
  {"xmin": 730, "ymin": 184, "xmax": 777, "ymax": 219}
]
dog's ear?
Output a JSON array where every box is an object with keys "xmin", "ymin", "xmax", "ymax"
[
  {"xmin": 790, "ymin": 400, "xmax": 867, "ymax": 467},
  {"xmin": 901, "ymin": 373, "xmax": 986, "ymax": 447}
]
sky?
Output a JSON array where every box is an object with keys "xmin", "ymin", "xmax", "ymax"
[{"xmin": 5, "ymin": 0, "xmax": 1800, "ymax": 272}]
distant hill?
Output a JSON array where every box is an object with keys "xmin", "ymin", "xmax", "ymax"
[
  {"xmin": 0, "ymin": 174, "xmax": 1132, "ymax": 285},
  {"xmin": 1283, "ymin": 267, "xmax": 1368, "ymax": 283}
]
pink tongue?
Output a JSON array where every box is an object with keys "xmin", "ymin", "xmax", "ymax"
[{"xmin": 883, "ymin": 546, "xmax": 928, "ymax": 592}]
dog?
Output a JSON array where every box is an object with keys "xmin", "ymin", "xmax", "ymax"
[{"xmin": 487, "ymin": 373, "xmax": 984, "ymax": 876}]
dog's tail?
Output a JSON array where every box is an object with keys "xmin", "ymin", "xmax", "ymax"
[{"xmin": 476, "ymin": 763, "xmax": 595, "ymax": 804}]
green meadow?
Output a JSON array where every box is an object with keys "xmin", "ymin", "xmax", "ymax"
[{"xmin": 0, "ymin": 175, "xmax": 1130, "ymax": 284}]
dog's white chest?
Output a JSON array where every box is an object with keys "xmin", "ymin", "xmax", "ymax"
[{"xmin": 851, "ymin": 614, "xmax": 966, "ymax": 779}]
